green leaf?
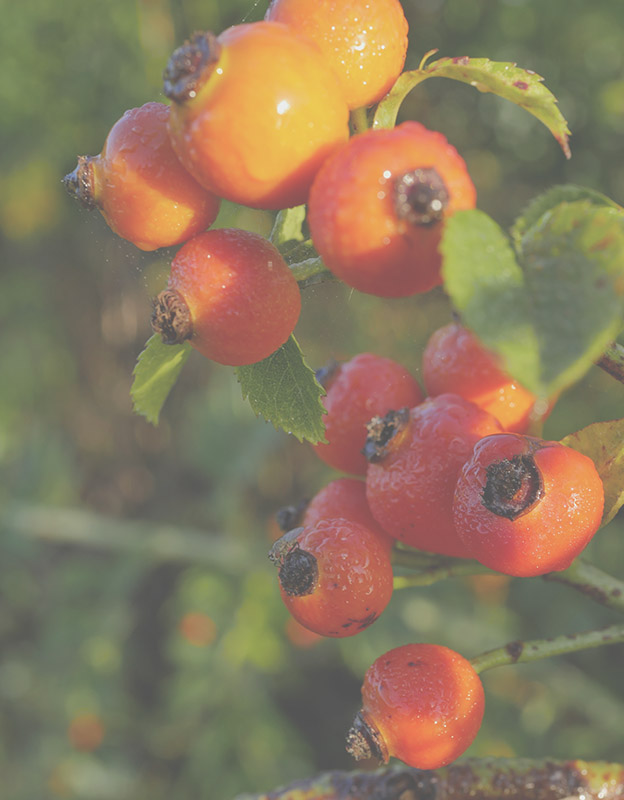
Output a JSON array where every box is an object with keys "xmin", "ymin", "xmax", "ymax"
[
  {"xmin": 512, "ymin": 184, "xmax": 623, "ymax": 243},
  {"xmin": 441, "ymin": 203, "xmax": 624, "ymax": 398},
  {"xmin": 441, "ymin": 209, "xmax": 542, "ymax": 389},
  {"xmin": 270, "ymin": 205, "xmax": 307, "ymax": 252},
  {"xmin": 131, "ymin": 334, "xmax": 192, "ymax": 425},
  {"xmin": 235, "ymin": 335, "xmax": 327, "ymax": 444},
  {"xmin": 561, "ymin": 418, "xmax": 624, "ymax": 527},
  {"xmin": 374, "ymin": 56, "xmax": 570, "ymax": 158}
]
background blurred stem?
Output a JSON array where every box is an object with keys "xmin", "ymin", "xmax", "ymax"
[{"xmin": 2, "ymin": 504, "xmax": 251, "ymax": 574}]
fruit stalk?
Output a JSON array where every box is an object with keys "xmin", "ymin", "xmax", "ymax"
[{"xmin": 470, "ymin": 622, "xmax": 624, "ymax": 674}]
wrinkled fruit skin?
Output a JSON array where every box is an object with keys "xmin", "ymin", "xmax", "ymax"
[
  {"xmin": 166, "ymin": 22, "xmax": 350, "ymax": 209},
  {"xmin": 423, "ymin": 322, "xmax": 545, "ymax": 433},
  {"xmin": 308, "ymin": 121, "xmax": 476, "ymax": 297},
  {"xmin": 365, "ymin": 393, "xmax": 503, "ymax": 557},
  {"xmin": 354, "ymin": 643, "xmax": 485, "ymax": 769},
  {"xmin": 313, "ymin": 352, "xmax": 423, "ymax": 475},
  {"xmin": 453, "ymin": 433, "xmax": 605, "ymax": 577},
  {"xmin": 265, "ymin": 0, "xmax": 408, "ymax": 110},
  {"xmin": 270, "ymin": 518, "xmax": 394, "ymax": 637},
  {"xmin": 163, "ymin": 229, "xmax": 301, "ymax": 366},
  {"xmin": 302, "ymin": 477, "xmax": 394, "ymax": 552},
  {"xmin": 66, "ymin": 102, "xmax": 220, "ymax": 251}
]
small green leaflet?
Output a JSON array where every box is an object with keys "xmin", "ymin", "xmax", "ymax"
[
  {"xmin": 441, "ymin": 199, "xmax": 624, "ymax": 399},
  {"xmin": 561, "ymin": 418, "xmax": 624, "ymax": 527},
  {"xmin": 511, "ymin": 184, "xmax": 622, "ymax": 244},
  {"xmin": 235, "ymin": 335, "xmax": 327, "ymax": 444},
  {"xmin": 270, "ymin": 205, "xmax": 307, "ymax": 254},
  {"xmin": 131, "ymin": 334, "xmax": 192, "ymax": 425},
  {"xmin": 374, "ymin": 55, "xmax": 570, "ymax": 158}
]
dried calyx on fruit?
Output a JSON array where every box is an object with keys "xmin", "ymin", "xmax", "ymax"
[
  {"xmin": 269, "ymin": 519, "xmax": 393, "ymax": 638},
  {"xmin": 164, "ymin": 22, "xmax": 350, "ymax": 209},
  {"xmin": 63, "ymin": 102, "xmax": 220, "ymax": 251},
  {"xmin": 151, "ymin": 229, "xmax": 301, "ymax": 366}
]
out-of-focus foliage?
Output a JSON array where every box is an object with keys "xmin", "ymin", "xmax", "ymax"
[{"xmin": 1, "ymin": 1, "xmax": 624, "ymax": 798}]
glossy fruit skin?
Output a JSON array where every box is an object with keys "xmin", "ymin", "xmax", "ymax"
[
  {"xmin": 453, "ymin": 433, "xmax": 605, "ymax": 577},
  {"xmin": 303, "ymin": 478, "xmax": 394, "ymax": 552},
  {"xmin": 64, "ymin": 103, "xmax": 220, "ymax": 251},
  {"xmin": 365, "ymin": 394, "xmax": 503, "ymax": 557},
  {"xmin": 313, "ymin": 353, "xmax": 423, "ymax": 475},
  {"xmin": 352, "ymin": 643, "xmax": 485, "ymax": 768},
  {"xmin": 423, "ymin": 322, "xmax": 543, "ymax": 433},
  {"xmin": 308, "ymin": 121, "xmax": 476, "ymax": 297},
  {"xmin": 157, "ymin": 229, "xmax": 301, "ymax": 366},
  {"xmin": 166, "ymin": 23, "xmax": 350, "ymax": 210},
  {"xmin": 265, "ymin": 0, "xmax": 408, "ymax": 110},
  {"xmin": 270, "ymin": 518, "xmax": 393, "ymax": 637}
]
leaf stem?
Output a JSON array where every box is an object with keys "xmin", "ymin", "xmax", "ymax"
[
  {"xmin": 289, "ymin": 256, "xmax": 336, "ymax": 288},
  {"xmin": 470, "ymin": 622, "xmax": 624, "ymax": 674},
  {"xmin": 597, "ymin": 342, "xmax": 624, "ymax": 385}
]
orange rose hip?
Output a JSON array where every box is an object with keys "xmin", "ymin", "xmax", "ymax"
[
  {"xmin": 63, "ymin": 102, "xmax": 220, "ymax": 251},
  {"xmin": 347, "ymin": 643, "xmax": 485, "ymax": 768},
  {"xmin": 423, "ymin": 321, "xmax": 544, "ymax": 433},
  {"xmin": 308, "ymin": 121, "xmax": 476, "ymax": 297},
  {"xmin": 266, "ymin": 0, "xmax": 409, "ymax": 109},
  {"xmin": 164, "ymin": 23, "xmax": 350, "ymax": 209}
]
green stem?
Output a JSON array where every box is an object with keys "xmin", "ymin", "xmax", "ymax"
[
  {"xmin": 350, "ymin": 106, "xmax": 370, "ymax": 135},
  {"xmin": 391, "ymin": 546, "xmax": 458, "ymax": 570},
  {"xmin": 289, "ymin": 256, "xmax": 336, "ymax": 288},
  {"xmin": 597, "ymin": 342, "xmax": 624, "ymax": 385},
  {"xmin": 393, "ymin": 545, "xmax": 624, "ymax": 617},
  {"xmin": 543, "ymin": 557, "xmax": 624, "ymax": 615},
  {"xmin": 394, "ymin": 560, "xmax": 495, "ymax": 589},
  {"xmin": 470, "ymin": 622, "xmax": 624, "ymax": 674}
]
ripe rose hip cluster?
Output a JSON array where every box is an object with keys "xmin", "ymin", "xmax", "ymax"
[
  {"xmin": 269, "ymin": 329, "xmax": 604, "ymax": 769},
  {"xmin": 64, "ymin": 0, "xmax": 607, "ymax": 778},
  {"xmin": 64, "ymin": 0, "xmax": 480, "ymax": 365}
]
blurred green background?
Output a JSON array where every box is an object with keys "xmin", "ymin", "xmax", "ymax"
[{"xmin": 2, "ymin": 0, "xmax": 624, "ymax": 798}]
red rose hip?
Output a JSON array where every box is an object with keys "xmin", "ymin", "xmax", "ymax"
[
  {"xmin": 269, "ymin": 518, "xmax": 393, "ymax": 637},
  {"xmin": 151, "ymin": 229, "xmax": 301, "ymax": 366},
  {"xmin": 308, "ymin": 122, "xmax": 476, "ymax": 297},
  {"xmin": 346, "ymin": 643, "xmax": 485, "ymax": 768},
  {"xmin": 453, "ymin": 433, "xmax": 605, "ymax": 577},
  {"xmin": 365, "ymin": 394, "xmax": 503, "ymax": 557},
  {"xmin": 313, "ymin": 353, "xmax": 423, "ymax": 475}
]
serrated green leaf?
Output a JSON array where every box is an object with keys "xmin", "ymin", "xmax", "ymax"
[
  {"xmin": 561, "ymin": 418, "xmax": 624, "ymax": 527},
  {"xmin": 235, "ymin": 335, "xmax": 327, "ymax": 444},
  {"xmin": 131, "ymin": 334, "xmax": 192, "ymax": 425},
  {"xmin": 441, "ymin": 203, "xmax": 624, "ymax": 398},
  {"xmin": 374, "ymin": 56, "xmax": 570, "ymax": 158},
  {"xmin": 512, "ymin": 184, "xmax": 622, "ymax": 244}
]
